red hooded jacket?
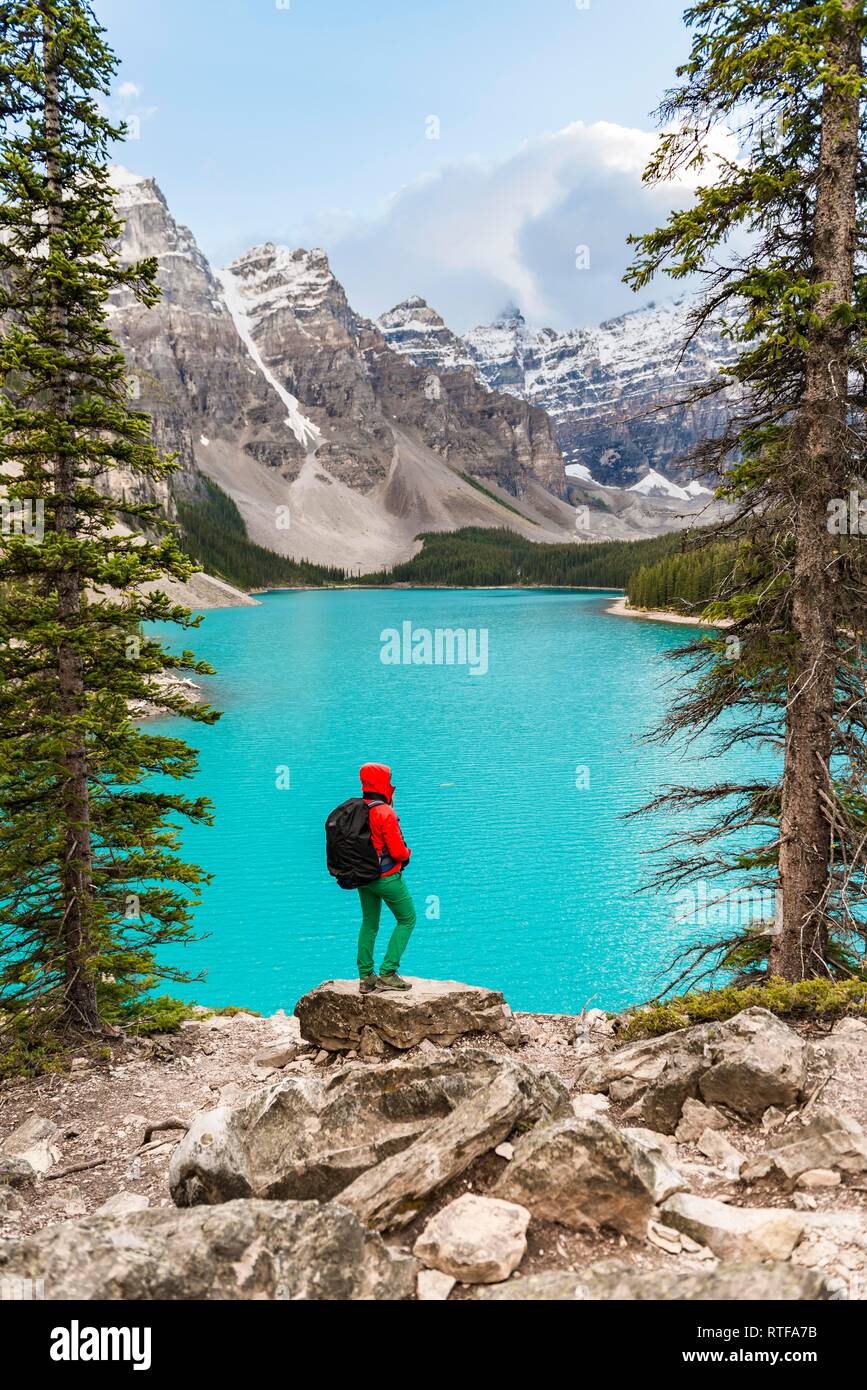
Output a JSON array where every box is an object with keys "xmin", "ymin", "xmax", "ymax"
[{"xmin": 360, "ymin": 762, "xmax": 411, "ymax": 878}]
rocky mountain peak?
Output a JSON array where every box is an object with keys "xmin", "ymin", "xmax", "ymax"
[
  {"xmin": 381, "ymin": 289, "xmax": 734, "ymax": 486},
  {"xmin": 379, "ymin": 296, "xmax": 445, "ymax": 330},
  {"xmin": 224, "ymin": 242, "xmax": 357, "ymax": 336},
  {"xmin": 377, "ymin": 297, "xmax": 475, "ymax": 373},
  {"xmin": 494, "ymin": 301, "xmax": 525, "ymax": 327},
  {"xmin": 109, "ymin": 166, "xmax": 223, "ymax": 317}
]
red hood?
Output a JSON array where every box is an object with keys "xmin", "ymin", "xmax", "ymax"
[{"xmin": 360, "ymin": 762, "xmax": 395, "ymax": 803}]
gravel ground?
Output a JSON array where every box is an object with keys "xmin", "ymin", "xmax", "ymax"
[{"xmin": 2, "ymin": 1006, "xmax": 866, "ymax": 1298}]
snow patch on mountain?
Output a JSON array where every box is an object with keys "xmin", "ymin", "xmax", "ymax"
[
  {"xmin": 564, "ymin": 461, "xmax": 600, "ymax": 484},
  {"xmin": 217, "ymin": 261, "xmax": 320, "ymax": 448},
  {"xmin": 627, "ymin": 468, "xmax": 691, "ymax": 501}
]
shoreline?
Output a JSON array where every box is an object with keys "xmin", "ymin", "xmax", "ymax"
[
  {"xmin": 250, "ymin": 582, "xmax": 625, "ymax": 595},
  {"xmin": 605, "ymin": 595, "xmax": 731, "ymax": 628}
]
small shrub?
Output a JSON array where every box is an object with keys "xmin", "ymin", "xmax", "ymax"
[
  {"xmin": 0, "ymin": 1012, "xmax": 68, "ymax": 1080},
  {"xmin": 120, "ymin": 995, "xmax": 202, "ymax": 1036}
]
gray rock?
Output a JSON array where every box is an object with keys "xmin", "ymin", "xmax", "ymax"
[
  {"xmin": 762, "ymin": 1106, "xmax": 788, "ymax": 1132},
  {"xmin": 700, "ymin": 1010, "xmax": 808, "ymax": 1119},
  {"xmin": 624, "ymin": 1049, "xmax": 706, "ymax": 1133},
  {"xmin": 834, "ymin": 1018, "xmax": 867, "ymax": 1035},
  {"xmin": 476, "ymin": 1262, "xmax": 839, "ymax": 1301},
  {"xmin": 339, "ymin": 1059, "xmax": 569, "ymax": 1231},
  {"xmin": 0, "ymin": 1199, "xmax": 416, "ymax": 1300},
  {"xmin": 578, "ymin": 1009, "xmax": 807, "ymax": 1133},
  {"xmin": 171, "ymin": 1050, "xmax": 520, "ymax": 1207},
  {"xmin": 646, "ymin": 1219, "xmax": 686, "ymax": 1254},
  {"xmin": 295, "ymin": 977, "xmax": 519, "ymax": 1051},
  {"xmin": 493, "ymin": 1114, "xmax": 688, "ymax": 1239},
  {"xmin": 571, "ymin": 1093, "xmax": 610, "ymax": 1120},
  {"xmin": 740, "ymin": 1154, "xmax": 775, "ymax": 1182},
  {"xmin": 1, "ymin": 1115, "xmax": 61, "ymax": 1174},
  {"xmin": 417, "ymin": 1269, "xmax": 456, "ymax": 1300},
  {"xmin": 696, "ymin": 1128, "xmax": 747, "ymax": 1177},
  {"xmin": 95, "ymin": 1192, "xmax": 151, "ymax": 1216},
  {"xmin": 808, "ymin": 1018, "xmax": 867, "ymax": 1071},
  {"xmin": 661, "ymin": 1192, "xmax": 804, "ymax": 1261},
  {"xmin": 358, "ymin": 1027, "xmax": 390, "ymax": 1060},
  {"xmin": 0, "ymin": 1154, "xmax": 35, "ymax": 1190},
  {"xmin": 797, "ymin": 1168, "xmax": 841, "ymax": 1189},
  {"xmin": 253, "ymin": 1038, "xmax": 302, "ymax": 1069},
  {"xmin": 413, "ymin": 1193, "xmax": 530, "ymax": 1283},
  {"xmin": 763, "ymin": 1106, "xmax": 867, "ymax": 1183},
  {"xmin": 675, "ymin": 1097, "xmax": 730, "ymax": 1144}
]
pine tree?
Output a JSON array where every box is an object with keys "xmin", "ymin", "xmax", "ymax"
[
  {"xmin": 626, "ymin": 0, "xmax": 867, "ymax": 983},
  {"xmin": 0, "ymin": 0, "xmax": 219, "ymax": 1042}
]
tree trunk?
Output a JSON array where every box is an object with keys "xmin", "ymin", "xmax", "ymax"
[
  {"xmin": 42, "ymin": 8, "xmax": 100, "ymax": 1030},
  {"xmin": 771, "ymin": 3, "xmax": 861, "ymax": 980}
]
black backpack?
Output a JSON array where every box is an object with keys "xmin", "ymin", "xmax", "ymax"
[{"xmin": 325, "ymin": 798, "xmax": 381, "ymax": 889}]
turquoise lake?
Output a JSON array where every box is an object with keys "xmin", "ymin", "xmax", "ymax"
[{"xmin": 150, "ymin": 588, "xmax": 767, "ymax": 1016}]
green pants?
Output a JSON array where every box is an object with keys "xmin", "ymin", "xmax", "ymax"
[{"xmin": 357, "ymin": 872, "xmax": 417, "ymax": 977}]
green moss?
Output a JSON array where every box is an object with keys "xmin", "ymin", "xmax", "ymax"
[{"xmin": 620, "ymin": 975, "xmax": 867, "ymax": 1040}]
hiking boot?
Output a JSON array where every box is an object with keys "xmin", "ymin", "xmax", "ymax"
[
  {"xmin": 359, "ymin": 974, "xmax": 382, "ymax": 994},
  {"xmin": 378, "ymin": 973, "xmax": 411, "ymax": 991}
]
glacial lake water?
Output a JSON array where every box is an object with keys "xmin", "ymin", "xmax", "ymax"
[{"xmin": 148, "ymin": 588, "xmax": 772, "ymax": 1016}]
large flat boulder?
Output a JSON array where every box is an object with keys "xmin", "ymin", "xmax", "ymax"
[
  {"xmin": 295, "ymin": 977, "xmax": 518, "ymax": 1051},
  {"xmin": 476, "ymin": 1262, "xmax": 838, "ymax": 1301},
  {"xmin": 492, "ymin": 1113, "xmax": 688, "ymax": 1239},
  {"xmin": 170, "ymin": 1050, "xmax": 515, "ymax": 1207},
  {"xmin": 576, "ymin": 1008, "xmax": 808, "ymax": 1132},
  {"xmin": 0, "ymin": 1199, "xmax": 416, "ymax": 1300}
]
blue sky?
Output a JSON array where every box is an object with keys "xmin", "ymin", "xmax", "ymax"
[{"xmin": 94, "ymin": 0, "xmax": 699, "ymax": 331}]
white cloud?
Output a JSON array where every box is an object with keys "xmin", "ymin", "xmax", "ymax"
[
  {"xmin": 116, "ymin": 81, "xmax": 142, "ymax": 100},
  {"xmin": 310, "ymin": 120, "xmax": 736, "ymax": 333}
]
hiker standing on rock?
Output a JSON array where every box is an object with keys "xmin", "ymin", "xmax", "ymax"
[{"xmin": 325, "ymin": 762, "xmax": 416, "ymax": 993}]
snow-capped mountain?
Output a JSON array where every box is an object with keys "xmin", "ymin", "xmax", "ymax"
[
  {"xmin": 379, "ymin": 296, "xmax": 734, "ymax": 488},
  {"xmin": 105, "ymin": 167, "xmax": 725, "ymax": 574},
  {"xmin": 107, "ymin": 168, "xmax": 306, "ymax": 514},
  {"xmin": 377, "ymin": 296, "xmax": 476, "ymax": 374},
  {"xmin": 107, "ymin": 171, "xmax": 588, "ymax": 569}
]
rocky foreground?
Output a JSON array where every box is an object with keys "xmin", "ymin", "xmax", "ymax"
[{"xmin": 2, "ymin": 979, "xmax": 867, "ymax": 1300}]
